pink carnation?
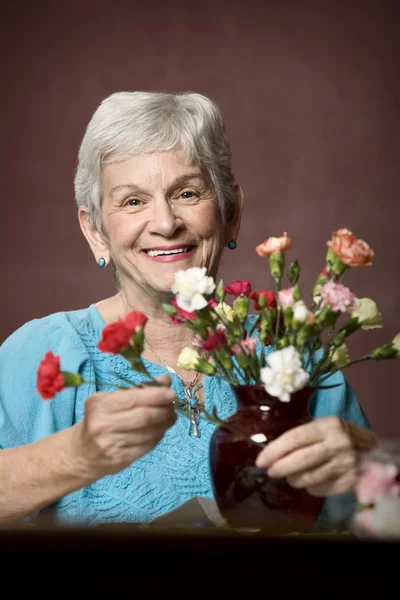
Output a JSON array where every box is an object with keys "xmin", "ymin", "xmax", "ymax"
[
  {"xmin": 232, "ymin": 338, "xmax": 258, "ymax": 356},
  {"xmin": 317, "ymin": 282, "xmax": 355, "ymax": 312},
  {"xmin": 277, "ymin": 288, "xmax": 295, "ymax": 309},
  {"xmin": 356, "ymin": 460, "xmax": 400, "ymax": 505}
]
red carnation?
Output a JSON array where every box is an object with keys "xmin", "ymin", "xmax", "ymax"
[
  {"xmin": 223, "ymin": 280, "xmax": 252, "ymax": 297},
  {"xmin": 202, "ymin": 326, "xmax": 228, "ymax": 351},
  {"xmin": 36, "ymin": 351, "xmax": 65, "ymax": 400},
  {"xmin": 124, "ymin": 311, "xmax": 148, "ymax": 331},
  {"xmin": 98, "ymin": 321, "xmax": 132, "ymax": 354},
  {"xmin": 98, "ymin": 311, "xmax": 148, "ymax": 354},
  {"xmin": 249, "ymin": 290, "xmax": 277, "ymax": 311}
]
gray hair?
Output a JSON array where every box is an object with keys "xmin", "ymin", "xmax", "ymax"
[{"xmin": 74, "ymin": 91, "xmax": 235, "ymax": 234}]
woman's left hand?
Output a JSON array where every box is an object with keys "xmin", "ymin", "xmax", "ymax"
[{"xmin": 255, "ymin": 416, "xmax": 379, "ymax": 497}]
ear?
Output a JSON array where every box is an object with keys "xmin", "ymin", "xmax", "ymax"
[
  {"xmin": 224, "ymin": 184, "xmax": 244, "ymax": 245},
  {"xmin": 78, "ymin": 206, "xmax": 110, "ymax": 263}
]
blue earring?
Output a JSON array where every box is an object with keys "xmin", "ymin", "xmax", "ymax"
[
  {"xmin": 227, "ymin": 240, "xmax": 237, "ymax": 250},
  {"xmin": 98, "ymin": 257, "xmax": 107, "ymax": 268}
]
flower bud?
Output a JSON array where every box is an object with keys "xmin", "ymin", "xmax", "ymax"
[
  {"xmin": 197, "ymin": 358, "xmax": 218, "ymax": 375},
  {"xmin": 257, "ymin": 293, "xmax": 267, "ymax": 308},
  {"xmin": 283, "ymin": 307, "xmax": 293, "ymax": 328},
  {"xmin": 295, "ymin": 325, "xmax": 314, "ymax": 347},
  {"xmin": 338, "ymin": 316, "xmax": 361, "ymax": 337},
  {"xmin": 260, "ymin": 307, "xmax": 275, "ymax": 332},
  {"xmin": 233, "ymin": 295, "xmax": 250, "ymax": 321},
  {"xmin": 292, "ymin": 284, "xmax": 302, "ymax": 301},
  {"xmin": 216, "ymin": 278, "xmax": 225, "ymax": 302},
  {"xmin": 287, "ymin": 260, "xmax": 300, "ymax": 285},
  {"xmin": 371, "ymin": 344, "xmax": 398, "ymax": 360},
  {"xmin": 332, "ymin": 330, "xmax": 346, "ymax": 347}
]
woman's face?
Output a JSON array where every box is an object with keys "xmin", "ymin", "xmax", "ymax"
[{"xmin": 100, "ymin": 149, "xmax": 229, "ymax": 297}]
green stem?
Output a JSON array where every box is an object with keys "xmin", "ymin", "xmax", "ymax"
[
  {"xmin": 210, "ymin": 353, "xmax": 241, "ymax": 386},
  {"xmin": 309, "ymin": 326, "xmax": 337, "ymax": 382},
  {"xmin": 312, "ymin": 355, "xmax": 373, "ymax": 386},
  {"xmin": 274, "ymin": 278, "xmax": 282, "ymax": 344}
]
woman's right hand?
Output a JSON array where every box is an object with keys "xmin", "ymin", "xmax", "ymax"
[{"xmin": 70, "ymin": 374, "xmax": 177, "ymax": 480}]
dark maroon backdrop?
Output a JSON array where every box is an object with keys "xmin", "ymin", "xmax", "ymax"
[{"xmin": 1, "ymin": 0, "xmax": 399, "ymax": 438}]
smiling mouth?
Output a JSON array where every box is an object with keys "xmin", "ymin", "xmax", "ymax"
[{"xmin": 143, "ymin": 245, "xmax": 195, "ymax": 257}]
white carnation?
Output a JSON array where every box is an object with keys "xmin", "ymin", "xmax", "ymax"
[
  {"xmin": 348, "ymin": 297, "xmax": 383, "ymax": 330},
  {"xmin": 260, "ymin": 346, "xmax": 309, "ymax": 402},
  {"xmin": 172, "ymin": 267, "xmax": 216, "ymax": 313},
  {"xmin": 331, "ymin": 343, "xmax": 350, "ymax": 368},
  {"xmin": 370, "ymin": 497, "xmax": 400, "ymax": 539},
  {"xmin": 292, "ymin": 300, "xmax": 308, "ymax": 323}
]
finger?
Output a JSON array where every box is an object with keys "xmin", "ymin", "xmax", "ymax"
[
  {"xmin": 306, "ymin": 471, "xmax": 357, "ymax": 497},
  {"xmin": 87, "ymin": 384, "xmax": 176, "ymax": 414},
  {"xmin": 287, "ymin": 457, "xmax": 357, "ymax": 492},
  {"xmin": 121, "ymin": 424, "xmax": 172, "ymax": 447},
  {"xmin": 266, "ymin": 441, "xmax": 329, "ymax": 479},
  {"xmin": 109, "ymin": 406, "xmax": 177, "ymax": 432},
  {"xmin": 255, "ymin": 421, "xmax": 325, "ymax": 468}
]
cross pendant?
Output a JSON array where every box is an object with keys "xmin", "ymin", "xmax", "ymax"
[{"xmin": 183, "ymin": 387, "xmax": 201, "ymax": 438}]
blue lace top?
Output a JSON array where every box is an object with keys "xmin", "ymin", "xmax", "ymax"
[{"xmin": 0, "ymin": 304, "xmax": 371, "ymax": 525}]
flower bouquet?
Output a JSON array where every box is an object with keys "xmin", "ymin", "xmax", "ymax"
[{"xmin": 38, "ymin": 227, "xmax": 399, "ymax": 426}]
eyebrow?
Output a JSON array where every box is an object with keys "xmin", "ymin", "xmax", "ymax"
[{"xmin": 109, "ymin": 172, "xmax": 204, "ymax": 198}]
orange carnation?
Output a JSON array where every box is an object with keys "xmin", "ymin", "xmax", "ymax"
[
  {"xmin": 256, "ymin": 232, "xmax": 292, "ymax": 256},
  {"xmin": 327, "ymin": 228, "xmax": 374, "ymax": 267}
]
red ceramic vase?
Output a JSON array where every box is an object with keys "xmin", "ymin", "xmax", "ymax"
[{"xmin": 209, "ymin": 384, "xmax": 324, "ymax": 534}]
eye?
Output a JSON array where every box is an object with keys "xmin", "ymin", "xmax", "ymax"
[
  {"xmin": 126, "ymin": 198, "xmax": 143, "ymax": 207},
  {"xmin": 178, "ymin": 190, "xmax": 198, "ymax": 200}
]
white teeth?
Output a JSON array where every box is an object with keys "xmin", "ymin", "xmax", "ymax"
[{"xmin": 147, "ymin": 247, "xmax": 189, "ymax": 257}]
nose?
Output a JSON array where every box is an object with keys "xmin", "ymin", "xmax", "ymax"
[{"xmin": 148, "ymin": 198, "xmax": 181, "ymax": 237}]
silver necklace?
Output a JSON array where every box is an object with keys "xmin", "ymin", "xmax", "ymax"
[{"xmin": 146, "ymin": 343, "xmax": 205, "ymax": 438}]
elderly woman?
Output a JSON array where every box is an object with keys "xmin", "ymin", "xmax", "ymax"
[{"xmin": 0, "ymin": 91, "xmax": 378, "ymax": 525}]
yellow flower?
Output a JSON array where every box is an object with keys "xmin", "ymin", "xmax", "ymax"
[
  {"xmin": 348, "ymin": 297, "xmax": 383, "ymax": 330},
  {"xmin": 177, "ymin": 347, "xmax": 201, "ymax": 370},
  {"xmin": 392, "ymin": 333, "xmax": 400, "ymax": 357},
  {"xmin": 214, "ymin": 302, "xmax": 235, "ymax": 322},
  {"xmin": 331, "ymin": 343, "xmax": 350, "ymax": 368}
]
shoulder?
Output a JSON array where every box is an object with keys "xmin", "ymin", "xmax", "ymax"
[
  {"xmin": 0, "ymin": 306, "xmax": 102, "ymax": 447},
  {"xmin": 1, "ymin": 305, "xmax": 101, "ymax": 368}
]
